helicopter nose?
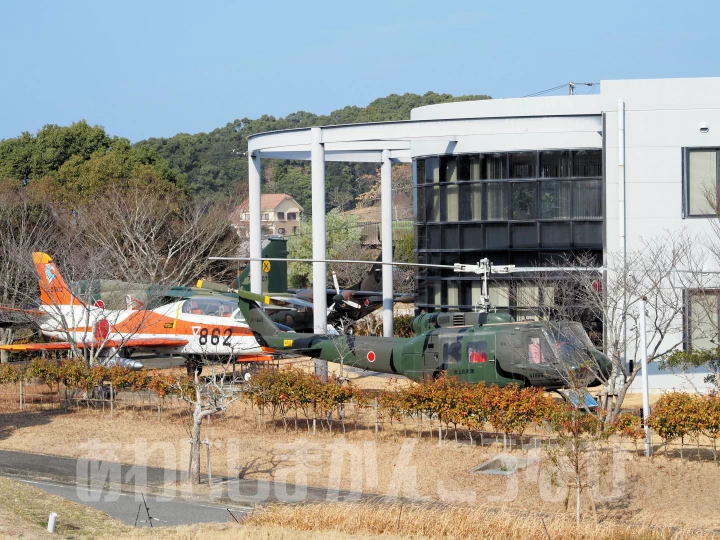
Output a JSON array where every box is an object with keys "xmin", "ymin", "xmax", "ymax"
[{"xmin": 332, "ymin": 294, "xmax": 344, "ymax": 304}]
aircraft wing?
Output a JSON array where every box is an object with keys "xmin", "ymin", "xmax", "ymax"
[
  {"xmin": 0, "ymin": 337, "xmax": 189, "ymax": 352},
  {"xmin": 265, "ymin": 296, "xmax": 314, "ymax": 309},
  {"xmin": 0, "ymin": 305, "xmax": 46, "ymax": 328}
]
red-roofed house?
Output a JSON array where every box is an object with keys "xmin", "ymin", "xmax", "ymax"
[{"xmin": 232, "ymin": 193, "xmax": 303, "ymax": 236}]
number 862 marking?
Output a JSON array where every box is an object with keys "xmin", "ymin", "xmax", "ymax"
[{"xmin": 198, "ymin": 328, "xmax": 233, "ymax": 346}]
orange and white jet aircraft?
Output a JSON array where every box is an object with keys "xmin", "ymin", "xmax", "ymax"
[{"xmin": 0, "ymin": 253, "xmax": 273, "ymax": 371}]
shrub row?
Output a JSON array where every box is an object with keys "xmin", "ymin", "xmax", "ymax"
[
  {"xmin": 379, "ymin": 376, "xmax": 643, "ymax": 442},
  {"xmin": 647, "ymin": 392, "xmax": 720, "ymax": 459},
  {"xmin": 0, "ymin": 358, "xmax": 179, "ymax": 396},
  {"xmin": 243, "ymin": 367, "xmax": 364, "ymax": 431}
]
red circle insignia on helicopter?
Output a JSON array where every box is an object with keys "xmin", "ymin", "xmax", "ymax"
[
  {"xmin": 364, "ymin": 298, "xmax": 370, "ymax": 307},
  {"xmin": 367, "ymin": 351, "xmax": 376, "ymax": 362}
]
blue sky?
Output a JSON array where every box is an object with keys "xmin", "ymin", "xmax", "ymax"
[{"xmin": 1, "ymin": 0, "xmax": 718, "ymax": 142}]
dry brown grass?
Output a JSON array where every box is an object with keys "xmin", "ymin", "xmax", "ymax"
[
  {"xmin": 242, "ymin": 502, "xmax": 716, "ymax": 539},
  {"xmin": 0, "ymin": 475, "xmax": 132, "ymax": 539}
]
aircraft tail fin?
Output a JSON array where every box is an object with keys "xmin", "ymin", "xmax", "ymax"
[
  {"xmin": 233, "ymin": 237, "xmax": 288, "ymax": 293},
  {"xmin": 33, "ymin": 252, "xmax": 84, "ymax": 307},
  {"xmin": 350, "ymin": 251, "xmax": 385, "ymax": 292},
  {"xmin": 237, "ymin": 290, "xmax": 281, "ymax": 340}
]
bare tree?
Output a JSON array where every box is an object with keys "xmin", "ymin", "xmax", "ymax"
[
  {"xmin": 523, "ymin": 230, "xmax": 708, "ymax": 423},
  {"xmin": 76, "ymin": 180, "xmax": 239, "ymax": 285},
  {"xmin": 175, "ymin": 363, "xmax": 244, "ymax": 484}
]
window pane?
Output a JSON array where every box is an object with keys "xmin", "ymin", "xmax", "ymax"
[
  {"xmin": 416, "ymin": 186, "xmax": 426, "ymax": 221},
  {"xmin": 486, "ymin": 183, "xmax": 508, "ymax": 220},
  {"xmin": 441, "ymin": 156, "xmax": 457, "ymax": 182},
  {"xmin": 462, "ymin": 224, "xmax": 483, "ymax": 249},
  {"xmin": 516, "ymin": 285, "xmax": 539, "ymax": 307},
  {"xmin": 443, "ymin": 224, "xmax": 459, "ymax": 249},
  {"xmin": 471, "ymin": 183, "xmax": 482, "ymax": 220},
  {"xmin": 540, "ymin": 222, "xmax": 571, "ymax": 247},
  {"xmin": 444, "ymin": 184, "xmax": 459, "ymax": 221},
  {"xmin": 426, "ymin": 185, "xmax": 440, "ymax": 222},
  {"xmin": 512, "ymin": 182, "xmax": 537, "ymax": 219},
  {"xmin": 512, "ymin": 223, "xmax": 537, "ymax": 248},
  {"xmin": 486, "ymin": 224, "xmax": 509, "ymax": 249},
  {"xmin": 446, "ymin": 281, "xmax": 459, "ymax": 306},
  {"xmin": 469, "ymin": 155, "xmax": 481, "ymax": 180},
  {"xmin": 416, "ymin": 159, "xmax": 425, "ymax": 185},
  {"xmin": 489, "ymin": 285, "xmax": 510, "ymax": 308},
  {"xmin": 483, "ymin": 154, "xmax": 506, "ymax": 179},
  {"xmin": 572, "ymin": 179, "xmax": 602, "ymax": 218},
  {"xmin": 540, "ymin": 180, "xmax": 571, "ymax": 219},
  {"xmin": 426, "ymin": 157, "xmax": 440, "ymax": 183},
  {"xmin": 540, "ymin": 151, "xmax": 570, "ymax": 178},
  {"xmin": 689, "ymin": 150, "xmax": 717, "ymax": 216},
  {"xmin": 572, "ymin": 150, "xmax": 602, "ymax": 177},
  {"xmin": 690, "ymin": 292, "xmax": 718, "ymax": 350},
  {"xmin": 510, "ymin": 152, "xmax": 536, "ymax": 179},
  {"xmin": 458, "ymin": 184, "xmax": 471, "ymax": 221}
]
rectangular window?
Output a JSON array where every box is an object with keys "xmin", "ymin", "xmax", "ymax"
[
  {"xmin": 687, "ymin": 290, "xmax": 720, "ymax": 350},
  {"xmin": 416, "ymin": 186, "xmax": 426, "ymax": 221},
  {"xmin": 540, "ymin": 180, "xmax": 571, "ymax": 219},
  {"xmin": 486, "ymin": 183, "xmax": 508, "ymax": 220},
  {"xmin": 416, "ymin": 159, "xmax": 426, "ymax": 185},
  {"xmin": 263, "ymin": 213, "xmax": 270, "ymax": 220},
  {"xmin": 572, "ymin": 150, "xmax": 602, "ymax": 177},
  {"xmin": 443, "ymin": 184, "xmax": 459, "ymax": 221},
  {"xmin": 572, "ymin": 179, "xmax": 603, "ymax": 218},
  {"xmin": 426, "ymin": 157, "xmax": 440, "ymax": 183},
  {"xmin": 511, "ymin": 182, "xmax": 537, "ymax": 220},
  {"xmin": 277, "ymin": 212, "xmax": 285, "ymax": 220},
  {"xmin": 441, "ymin": 156, "xmax": 457, "ymax": 182},
  {"xmin": 687, "ymin": 149, "xmax": 718, "ymax": 216},
  {"xmin": 483, "ymin": 154, "xmax": 507, "ymax": 179},
  {"xmin": 287, "ymin": 212, "xmax": 297, "ymax": 220},
  {"xmin": 426, "ymin": 185, "xmax": 440, "ymax": 222},
  {"xmin": 457, "ymin": 155, "xmax": 481, "ymax": 180},
  {"xmin": 510, "ymin": 152, "xmax": 537, "ymax": 179},
  {"xmin": 540, "ymin": 151, "xmax": 570, "ymax": 178}
]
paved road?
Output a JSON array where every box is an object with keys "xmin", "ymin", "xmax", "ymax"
[
  {"xmin": 0, "ymin": 448, "xmax": 376, "ymax": 509},
  {"xmin": 14, "ymin": 477, "xmax": 250, "ymax": 527}
]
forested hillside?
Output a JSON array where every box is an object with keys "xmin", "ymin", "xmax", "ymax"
[
  {"xmin": 0, "ymin": 91, "xmax": 490, "ymax": 213},
  {"xmin": 136, "ymin": 91, "xmax": 491, "ymax": 209}
]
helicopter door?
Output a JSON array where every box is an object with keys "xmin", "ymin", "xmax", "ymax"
[
  {"xmin": 423, "ymin": 333, "xmax": 443, "ymax": 377},
  {"xmin": 495, "ymin": 332, "xmax": 529, "ymax": 381}
]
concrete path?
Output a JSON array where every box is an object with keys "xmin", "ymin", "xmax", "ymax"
[
  {"xmin": 0, "ymin": 448, "xmax": 376, "ymax": 510},
  {"xmin": 15, "ymin": 477, "xmax": 250, "ymax": 527}
]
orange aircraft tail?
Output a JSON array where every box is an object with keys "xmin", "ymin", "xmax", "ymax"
[{"xmin": 32, "ymin": 252, "xmax": 84, "ymax": 307}]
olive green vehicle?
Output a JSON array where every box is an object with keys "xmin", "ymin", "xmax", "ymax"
[{"xmin": 238, "ymin": 290, "xmax": 612, "ymax": 390}]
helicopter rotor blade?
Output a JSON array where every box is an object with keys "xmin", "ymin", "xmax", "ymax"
[
  {"xmin": 209, "ymin": 256, "xmax": 603, "ymax": 273},
  {"xmin": 332, "ymin": 271, "xmax": 340, "ymax": 295}
]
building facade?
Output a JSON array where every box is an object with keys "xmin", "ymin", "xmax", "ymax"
[
  {"xmin": 233, "ymin": 193, "xmax": 303, "ymax": 236},
  {"xmin": 245, "ymin": 77, "xmax": 720, "ymax": 391}
]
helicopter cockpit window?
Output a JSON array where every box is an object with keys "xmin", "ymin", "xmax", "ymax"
[
  {"xmin": 233, "ymin": 308, "xmax": 246, "ymax": 323},
  {"xmin": 526, "ymin": 334, "xmax": 555, "ymax": 364},
  {"xmin": 545, "ymin": 323, "xmax": 595, "ymax": 362},
  {"xmin": 468, "ymin": 341, "xmax": 489, "ymax": 363}
]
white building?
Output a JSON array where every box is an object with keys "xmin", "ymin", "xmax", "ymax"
[{"xmin": 246, "ymin": 77, "xmax": 720, "ymax": 391}]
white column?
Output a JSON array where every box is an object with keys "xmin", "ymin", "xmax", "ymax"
[
  {"xmin": 381, "ymin": 150, "xmax": 394, "ymax": 337},
  {"xmin": 639, "ymin": 295, "xmax": 652, "ymax": 457},
  {"xmin": 249, "ymin": 153, "xmax": 262, "ymax": 294},
  {"xmin": 311, "ymin": 127, "xmax": 328, "ymax": 379}
]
